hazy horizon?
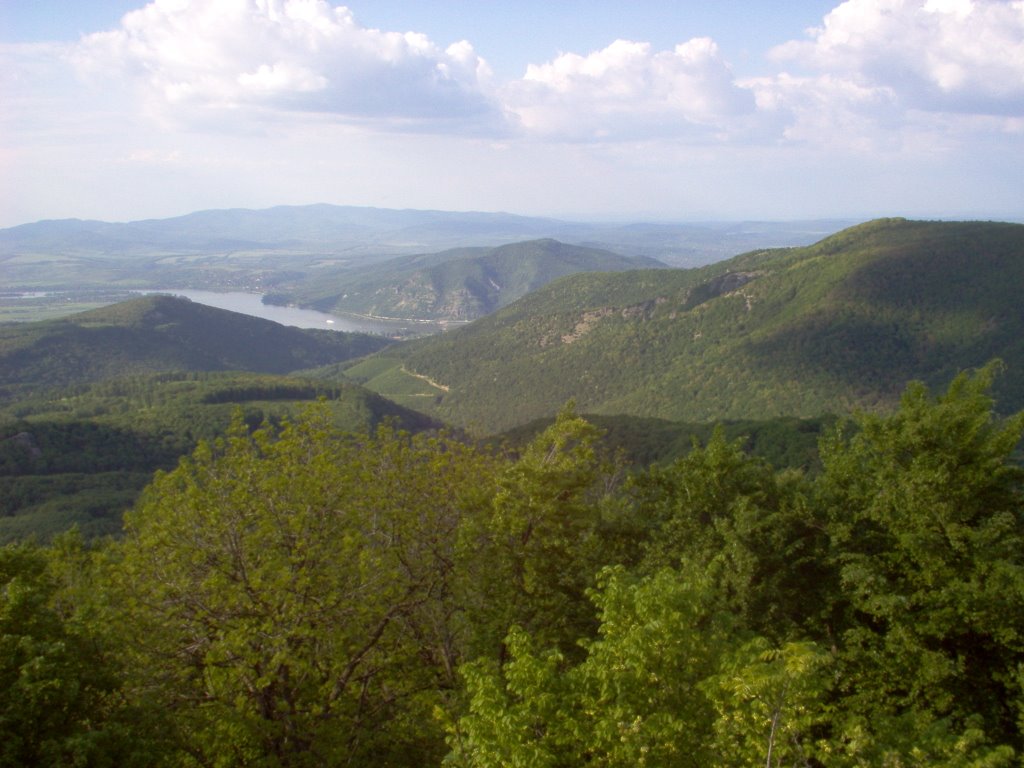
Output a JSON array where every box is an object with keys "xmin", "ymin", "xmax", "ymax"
[
  {"xmin": 2, "ymin": 1, "xmax": 1021, "ymax": 228},
  {"xmin": 1, "ymin": 201, "xmax": 874, "ymax": 231}
]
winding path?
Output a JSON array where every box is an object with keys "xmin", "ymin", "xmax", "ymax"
[{"xmin": 400, "ymin": 366, "xmax": 450, "ymax": 392}]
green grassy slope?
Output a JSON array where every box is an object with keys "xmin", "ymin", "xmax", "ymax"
[
  {"xmin": 344, "ymin": 219, "xmax": 1024, "ymax": 433},
  {"xmin": 272, "ymin": 239, "xmax": 666, "ymax": 322},
  {"xmin": 0, "ymin": 295, "xmax": 392, "ymax": 399}
]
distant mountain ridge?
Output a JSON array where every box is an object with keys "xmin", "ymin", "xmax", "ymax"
[
  {"xmin": 0, "ymin": 205, "xmax": 856, "ymax": 294},
  {"xmin": 0, "ymin": 205, "xmax": 566, "ymax": 254},
  {"xmin": 341, "ymin": 218, "xmax": 1024, "ymax": 433},
  {"xmin": 271, "ymin": 238, "xmax": 667, "ymax": 322}
]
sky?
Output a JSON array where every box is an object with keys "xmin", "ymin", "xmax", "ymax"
[{"xmin": 1, "ymin": 0, "xmax": 1022, "ymax": 228}]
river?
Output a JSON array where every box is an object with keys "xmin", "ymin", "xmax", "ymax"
[{"xmin": 138, "ymin": 290, "xmax": 411, "ymax": 335}]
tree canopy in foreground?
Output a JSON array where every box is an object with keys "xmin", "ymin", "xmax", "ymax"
[{"xmin": 3, "ymin": 364, "xmax": 1023, "ymax": 766}]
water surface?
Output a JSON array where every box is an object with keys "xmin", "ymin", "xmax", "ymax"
[{"xmin": 141, "ymin": 290, "xmax": 406, "ymax": 335}]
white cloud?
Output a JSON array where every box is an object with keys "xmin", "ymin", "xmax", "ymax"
[
  {"xmin": 2, "ymin": 0, "xmax": 1021, "ymax": 227},
  {"xmin": 502, "ymin": 37, "xmax": 756, "ymax": 141},
  {"xmin": 744, "ymin": 72, "xmax": 904, "ymax": 151},
  {"xmin": 771, "ymin": 0, "xmax": 1024, "ymax": 116},
  {"xmin": 59, "ymin": 0, "xmax": 1024, "ymax": 148},
  {"xmin": 72, "ymin": 0, "xmax": 502, "ymax": 130},
  {"xmin": 506, "ymin": 1, "xmax": 1024, "ymax": 147}
]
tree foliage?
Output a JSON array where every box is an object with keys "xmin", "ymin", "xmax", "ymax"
[
  {"xmin": 820, "ymin": 362, "xmax": 1024, "ymax": 763},
  {"xmin": 0, "ymin": 536, "xmax": 152, "ymax": 766},
  {"xmin": 114, "ymin": 408, "xmax": 496, "ymax": 766},
  {"xmin": 457, "ymin": 404, "xmax": 615, "ymax": 661},
  {"xmin": 6, "ymin": 365, "xmax": 1024, "ymax": 766}
]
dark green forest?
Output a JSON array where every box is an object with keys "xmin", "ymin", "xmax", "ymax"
[
  {"xmin": 0, "ymin": 294, "xmax": 391, "ymax": 399},
  {"xmin": 0, "ymin": 371, "xmax": 440, "ymax": 542},
  {"xmin": 4, "ymin": 219, "xmax": 1024, "ymax": 766},
  {"xmin": 0, "ymin": 291, "xmax": 830, "ymax": 542},
  {"xmin": 348, "ymin": 219, "xmax": 1024, "ymax": 432},
  {"xmin": 267, "ymin": 239, "xmax": 666, "ymax": 322},
  {"xmin": 3, "ymin": 365, "xmax": 1023, "ymax": 766}
]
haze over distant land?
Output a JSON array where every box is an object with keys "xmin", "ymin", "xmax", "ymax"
[
  {"xmin": 0, "ymin": 204, "xmax": 858, "ymax": 326},
  {"xmin": 1, "ymin": 0, "xmax": 1021, "ymax": 227},
  {"xmin": 0, "ymin": 204, "xmax": 856, "ymax": 268}
]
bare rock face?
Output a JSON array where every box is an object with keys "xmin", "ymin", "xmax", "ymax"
[
  {"xmin": 681, "ymin": 271, "xmax": 763, "ymax": 312},
  {"xmin": 4, "ymin": 431, "xmax": 43, "ymax": 460}
]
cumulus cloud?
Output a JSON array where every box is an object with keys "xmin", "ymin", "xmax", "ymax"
[
  {"xmin": 502, "ymin": 37, "xmax": 756, "ymax": 141},
  {"xmin": 72, "ymin": 0, "xmax": 502, "ymax": 130},
  {"xmin": 770, "ymin": 0, "xmax": 1024, "ymax": 116},
  {"xmin": 62, "ymin": 0, "xmax": 1023, "ymax": 149},
  {"xmin": 742, "ymin": 72, "xmax": 903, "ymax": 150},
  {"xmin": 503, "ymin": 1, "xmax": 1024, "ymax": 146},
  {"xmin": 70, "ymin": 4, "xmax": 766, "ymax": 142}
]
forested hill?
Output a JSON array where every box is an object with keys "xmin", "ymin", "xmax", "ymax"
[
  {"xmin": 6, "ymin": 372, "xmax": 1023, "ymax": 764},
  {"xmin": 268, "ymin": 239, "xmax": 666, "ymax": 322},
  {"xmin": 344, "ymin": 218, "xmax": 1024, "ymax": 432},
  {"xmin": 0, "ymin": 294, "xmax": 391, "ymax": 398}
]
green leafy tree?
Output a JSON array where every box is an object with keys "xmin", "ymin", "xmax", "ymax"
[
  {"xmin": 448, "ymin": 628, "xmax": 571, "ymax": 768},
  {"xmin": 820, "ymin": 363, "xmax": 1024, "ymax": 763},
  {"xmin": 630, "ymin": 428, "xmax": 830, "ymax": 640},
  {"xmin": 113, "ymin": 407, "xmax": 496, "ymax": 767},
  {"xmin": 457, "ymin": 404, "xmax": 615, "ymax": 662},
  {"xmin": 450, "ymin": 564, "xmax": 730, "ymax": 767},
  {"xmin": 0, "ymin": 538, "xmax": 148, "ymax": 767},
  {"xmin": 702, "ymin": 637, "xmax": 832, "ymax": 768}
]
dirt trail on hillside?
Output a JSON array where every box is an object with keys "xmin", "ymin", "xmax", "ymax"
[{"xmin": 400, "ymin": 366, "xmax": 449, "ymax": 392}]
